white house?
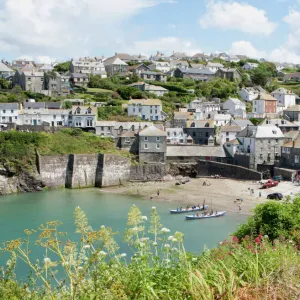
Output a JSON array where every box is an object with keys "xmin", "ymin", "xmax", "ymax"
[
  {"xmin": 239, "ymin": 87, "xmax": 266, "ymax": 102},
  {"xmin": 223, "ymin": 139, "xmax": 240, "ymax": 157},
  {"xmin": 189, "ymin": 99, "xmax": 220, "ymax": 120},
  {"xmin": 222, "ymin": 97, "xmax": 246, "ymax": 119},
  {"xmin": 252, "ymin": 94, "xmax": 278, "ymax": 117},
  {"xmin": 69, "ymin": 106, "xmax": 97, "ymax": 128},
  {"xmin": 214, "ymin": 114, "xmax": 232, "ymax": 126},
  {"xmin": 127, "ymin": 99, "xmax": 167, "ymax": 121},
  {"xmin": 207, "ymin": 62, "xmax": 224, "ymax": 73},
  {"xmin": 271, "ymin": 88, "xmax": 296, "ymax": 109},
  {"xmin": 0, "ymin": 103, "xmax": 19, "ymax": 123},
  {"xmin": 219, "ymin": 124, "xmax": 242, "ymax": 145},
  {"xmin": 166, "ymin": 128, "xmax": 188, "ymax": 144},
  {"xmin": 243, "ymin": 62, "xmax": 259, "ymax": 71},
  {"xmin": 226, "ymin": 55, "xmax": 240, "ymax": 63},
  {"xmin": 128, "ymin": 82, "xmax": 168, "ymax": 97},
  {"xmin": 19, "ymin": 108, "xmax": 70, "ymax": 126},
  {"xmin": 149, "ymin": 62, "xmax": 170, "ymax": 73}
]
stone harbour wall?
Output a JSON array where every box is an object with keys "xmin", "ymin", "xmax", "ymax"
[
  {"xmin": 197, "ymin": 160, "xmax": 262, "ymax": 181},
  {"xmin": 130, "ymin": 164, "xmax": 168, "ymax": 181}
]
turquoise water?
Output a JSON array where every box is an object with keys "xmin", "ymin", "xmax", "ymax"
[{"xmin": 0, "ymin": 189, "xmax": 247, "ymax": 278}]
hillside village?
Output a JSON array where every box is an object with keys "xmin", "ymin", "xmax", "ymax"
[{"xmin": 1, "ymin": 51, "xmax": 300, "ymax": 177}]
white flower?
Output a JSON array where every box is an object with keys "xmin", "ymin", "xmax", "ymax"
[
  {"xmin": 192, "ymin": 258, "xmax": 197, "ymax": 262},
  {"xmin": 153, "ymin": 242, "xmax": 158, "ymax": 246},
  {"xmin": 76, "ymin": 206, "xmax": 80, "ymax": 209},
  {"xmin": 120, "ymin": 253, "xmax": 127, "ymax": 257},
  {"xmin": 168, "ymin": 236, "xmax": 174, "ymax": 241},
  {"xmin": 101, "ymin": 225, "xmax": 105, "ymax": 229},
  {"xmin": 139, "ymin": 242, "xmax": 145, "ymax": 248},
  {"xmin": 171, "ymin": 247, "xmax": 178, "ymax": 252},
  {"xmin": 152, "ymin": 206, "xmax": 156, "ymax": 210},
  {"xmin": 161, "ymin": 228, "xmax": 170, "ymax": 233},
  {"xmin": 140, "ymin": 237, "xmax": 149, "ymax": 242},
  {"xmin": 164, "ymin": 259, "xmax": 171, "ymax": 263},
  {"xmin": 99, "ymin": 251, "xmax": 107, "ymax": 256},
  {"xmin": 171, "ymin": 238, "xmax": 178, "ymax": 243},
  {"xmin": 263, "ymin": 235, "xmax": 269, "ymax": 239},
  {"xmin": 83, "ymin": 244, "xmax": 90, "ymax": 249},
  {"xmin": 62, "ymin": 261, "xmax": 69, "ymax": 267},
  {"xmin": 44, "ymin": 257, "xmax": 51, "ymax": 265},
  {"xmin": 142, "ymin": 216, "xmax": 148, "ymax": 221},
  {"xmin": 77, "ymin": 266, "xmax": 83, "ymax": 271},
  {"xmin": 132, "ymin": 227, "xmax": 139, "ymax": 232},
  {"xmin": 164, "ymin": 244, "xmax": 170, "ymax": 248}
]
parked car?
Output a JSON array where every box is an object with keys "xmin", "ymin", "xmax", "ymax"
[
  {"xmin": 261, "ymin": 179, "xmax": 279, "ymax": 189},
  {"xmin": 272, "ymin": 175, "xmax": 282, "ymax": 182},
  {"xmin": 267, "ymin": 193, "xmax": 283, "ymax": 200}
]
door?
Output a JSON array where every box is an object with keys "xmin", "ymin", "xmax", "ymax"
[
  {"xmin": 33, "ymin": 120, "xmax": 37, "ymax": 125},
  {"xmin": 142, "ymin": 115, "xmax": 145, "ymax": 120},
  {"xmin": 51, "ymin": 121, "xmax": 54, "ymax": 127},
  {"xmin": 155, "ymin": 116, "xmax": 159, "ymax": 121},
  {"xmin": 9, "ymin": 117, "xmax": 12, "ymax": 122}
]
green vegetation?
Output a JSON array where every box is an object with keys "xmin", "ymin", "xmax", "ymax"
[
  {"xmin": 53, "ymin": 61, "xmax": 71, "ymax": 73},
  {"xmin": 0, "ymin": 130, "xmax": 130, "ymax": 170},
  {"xmin": 0, "ymin": 203, "xmax": 299, "ymax": 299}
]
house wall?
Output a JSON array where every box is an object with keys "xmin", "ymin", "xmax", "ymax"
[
  {"xmin": 265, "ymin": 100, "xmax": 277, "ymax": 113},
  {"xmin": 272, "ymin": 93, "xmax": 295, "ymax": 109},
  {"xmin": 280, "ymin": 147, "xmax": 300, "ymax": 169},
  {"xmin": 0, "ymin": 107, "xmax": 19, "ymax": 123},
  {"xmin": 128, "ymin": 104, "xmax": 163, "ymax": 121},
  {"xmin": 183, "ymin": 128, "xmax": 214, "ymax": 145},
  {"xmin": 139, "ymin": 135, "xmax": 167, "ymax": 163},
  {"xmin": 219, "ymin": 131, "xmax": 237, "ymax": 145}
]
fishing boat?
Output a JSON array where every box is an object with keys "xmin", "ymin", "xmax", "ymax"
[
  {"xmin": 170, "ymin": 205, "xmax": 209, "ymax": 214},
  {"xmin": 185, "ymin": 211, "xmax": 226, "ymax": 220}
]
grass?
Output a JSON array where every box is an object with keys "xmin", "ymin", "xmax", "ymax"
[
  {"xmin": 87, "ymin": 88, "xmax": 114, "ymax": 94},
  {"xmin": 0, "ymin": 205, "xmax": 299, "ymax": 299}
]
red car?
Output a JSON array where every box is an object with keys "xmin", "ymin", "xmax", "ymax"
[{"xmin": 261, "ymin": 179, "xmax": 278, "ymax": 189}]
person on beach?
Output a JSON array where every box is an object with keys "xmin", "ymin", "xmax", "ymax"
[
  {"xmin": 238, "ymin": 205, "xmax": 242, "ymax": 212},
  {"xmin": 157, "ymin": 190, "xmax": 160, "ymax": 197}
]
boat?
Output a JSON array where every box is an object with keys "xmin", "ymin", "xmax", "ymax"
[
  {"xmin": 185, "ymin": 211, "xmax": 226, "ymax": 220},
  {"xmin": 170, "ymin": 205, "xmax": 209, "ymax": 214}
]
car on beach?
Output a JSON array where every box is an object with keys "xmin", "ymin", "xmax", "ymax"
[{"xmin": 267, "ymin": 193, "xmax": 283, "ymax": 200}]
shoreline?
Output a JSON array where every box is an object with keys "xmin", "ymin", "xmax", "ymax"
[{"xmin": 101, "ymin": 177, "xmax": 300, "ymax": 216}]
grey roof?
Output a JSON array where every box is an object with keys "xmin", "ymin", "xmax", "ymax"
[
  {"xmin": 0, "ymin": 103, "xmax": 18, "ymax": 109},
  {"xmin": 237, "ymin": 125, "xmax": 284, "ymax": 139},
  {"xmin": 142, "ymin": 71, "xmax": 165, "ymax": 76},
  {"xmin": 178, "ymin": 68, "xmax": 214, "ymax": 75},
  {"xmin": 231, "ymin": 119, "xmax": 254, "ymax": 127},
  {"xmin": 0, "ymin": 62, "xmax": 13, "ymax": 72},
  {"xmin": 71, "ymin": 73, "xmax": 89, "ymax": 78},
  {"xmin": 167, "ymin": 146, "xmax": 226, "ymax": 157},
  {"xmin": 284, "ymin": 105, "xmax": 300, "ymax": 112},
  {"xmin": 139, "ymin": 125, "xmax": 166, "ymax": 136},
  {"xmin": 23, "ymin": 102, "xmax": 62, "ymax": 109}
]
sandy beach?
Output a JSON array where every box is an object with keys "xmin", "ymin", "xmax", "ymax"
[{"xmin": 103, "ymin": 178, "xmax": 300, "ymax": 216}]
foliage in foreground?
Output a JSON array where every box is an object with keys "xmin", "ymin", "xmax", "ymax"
[{"xmin": 0, "ymin": 205, "xmax": 299, "ymax": 299}]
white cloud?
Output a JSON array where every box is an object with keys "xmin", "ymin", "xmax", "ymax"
[
  {"xmin": 125, "ymin": 37, "xmax": 202, "ymax": 56},
  {"xmin": 0, "ymin": 0, "xmax": 169, "ymax": 60},
  {"xmin": 228, "ymin": 41, "xmax": 266, "ymax": 59},
  {"xmin": 199, "ymin": 0, "xmax": 277, "ymax": 35}
]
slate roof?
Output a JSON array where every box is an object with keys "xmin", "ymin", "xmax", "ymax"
[
  {"xmin": 0, "ymin": 62, "xmax": 13, "ymax": 72},
  {"xmin": 120, "ymin": 131, "xmax": 136, "ymax": 138},
  {"xmin": 70, "ymin": 73, "xmax": 89, "ymax": 78},
  {"xmin": 237, "ymin": 125, "xmax": 284, "ymax": 139},
  {"xmin": 23, "ymin": 102, "xmax": 62, "ymax": 109},
  {"xmin": 178, "ymin": 68, "xmax": 214, "ymax": 75},
  {"xmin": 186, "ymin": 120, "xmax": 214, "ymax": 128},
  {"xmin": 142, "ymin": 71, "xmax": 165, "ymax": 76},
  {"xmin": 271, "ymin": 88, "xmax": 295, "ymax": 95},
  {"xmin": 139, "ymin": 125, "xmax": 166, "ymax": 136},
  {"xmin": 104, "ymin": 57, "xmax": 128, "ymax": 66},
  {"xmin": 220, "ymin": 125, "xmax": 241, "ymax": 132},
  {"xmin": 231, "ymin": 119, "xmax": 253, "ymax": 127},
  {"xmin": 167, "ymin": 145, "xmax": 226, "ymax": 157},
  {"xmin": 0, "ymin": 103, "xmax": 18, "ymax": 109},
  {"xmin": 258, "ymin": 94, "xmax": 277, "ymax": 101}
]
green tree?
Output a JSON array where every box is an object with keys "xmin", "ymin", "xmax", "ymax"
[
  {"xmin": 0, "ymin": 78, "xmax": 11, "ymax": 89},
  {"xmin": 62, "ymin": 101, "xmax": 72, "ymax": 109},
  {"xmin": 117, "ymin": 86, "xmax": 139, "ymax": 100},
  {"xmin": 11, "ymin": 85, "xmax": 24, "ymax": 102},
  {"xmin": 53, "ymin": 61, "xmax": 71, "ymax": 73}
]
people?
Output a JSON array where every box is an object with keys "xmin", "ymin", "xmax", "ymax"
[
  {"xmin": 157, "ymin": 190, "xmax": 160, "ymax": 197},
  {"xmin": 176, "ymin": 207, "xmax": 179, "ymax": 211},
  {"xmin": 196, "ymin": 213, "xmax": 199, "ymax": 217},
  {"xmin": 215, "ymin": 210, "xmax": 218, "ymax": 215},
  {"xmin": 180, "ymin": 207, "xmax": 182, "ymax": 211}
]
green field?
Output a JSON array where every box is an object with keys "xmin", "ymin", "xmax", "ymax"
[{"xmin": 86, "ymin": 88, "xmax": 114, "ymax": 94}]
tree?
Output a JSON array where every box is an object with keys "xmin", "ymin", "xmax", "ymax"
[
  {"xmin": 54, "ymin": 61, "xmax": 71, "ymax": 73},
  {"xmin": 62, "ymin": 101, "xmax": 72, "ymax": 109},
  {"xmin": 117, "ymin": 86, "xmax": 139, "ymax": 100},
  {"xmin": 0, "ymin": 78, "xmax": 11, "ymax": 89},
  {"xmin": 11, "ymin": 85, "xmax": 24, "ymax": 102}
]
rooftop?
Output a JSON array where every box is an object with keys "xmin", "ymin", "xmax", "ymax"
[
  {"xmin": 139, "ymin": 125, "xmax": 166, "ymax": 136},
  {"xmin": 128, "ymin": 99, "xmax": 162, "ymax": 106},
  {"xmin": 220, "ymin": 125, "xmax": 242, "ymax": 132},
  {"xmin": 284, "ymin": 105, "xmax": 300, "ymax": 112}
]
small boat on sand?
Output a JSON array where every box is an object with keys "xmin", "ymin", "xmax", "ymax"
[
  {"xmin": 185, "ymin": 211, "xmax": 226, "ymax": 220},
  {"xmin": 170, "ymin": 205, "xmax": 209, "ymax": 214}
]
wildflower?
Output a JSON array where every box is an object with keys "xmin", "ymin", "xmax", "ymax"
[
  {"xmin": 132, "ymin": 227, "xmax": 139, "ymax": 232},
  {"xmin": 258, "ymin": 234, "xmax": 263, "ymax": 239},
  {"xmin": 168, "ymin": 236, "xmax": 174, "ymax": 241},
  {"xmin": 228, "ymin": 251, "xmax": 233, "ymax": 256},
  {"xmin": 192, "ymin": 258, "xmax": 197, "ymax": 262},
  {"xmin": 171, "ymin": 238, "xmax": 178, "ymax": 243},
  {"xmin": 44, "ymin": 257, "xmax": 51, "ymax": 265},
  {"xmin": 171, "ymin": 247, "xmax": 178, "ymax": 252},
  {"xmin": 83, "ymin": 245, "xmax": 90, "ymax": 249},
  {"xmin": 152, "ymin": 206, "xmax": 156, "ymax": 210},
  {"xmin": 141, "ymin": 216, "xmax": 148, "ymax": 221},
  {"xmin": 76, "ymin": 206, "xmax": 80, "ymax": 209},
  {"xmin": 161, "ymin": 228, "xmax": 170, "ymax": 233},
  {"xmin": 140, "ymin": 237, "xmax": 149, "ymax": 242},
  {"xmin": 263, "ymin": 235, "xmax": 269, "ymax": 240},
  {"xmin": 139, "ymin": 242, "xmax": 145, "ymax": 248},
  {"xmin": 120, "ymin": 253, "xmax": 127, "ymax": 258},
  {"xmin": 255, "ymin": 237, "xmax": 261, "ymax": 244},
  {"xmin": 99, "ymin": 251, "xmax": 107, "ymax": 256},
  {"xmin": 101, "ymin": 225, "xmax": 105, "ymax": 229},
  {"xmin": 164, "ymin": 259, "xmax": 171, "ymax": 263},
  {"xmin": 62, "ymin": 262, "xmax": 69, "ymax": 267},
  {"xmin": 164, "ymin": 244, "xmax": 170, "ymax": 248},
  {"xmin": 232, "ymin": 236, "xmax": 239, "ymax": 243},
  {"xmin": 153, "ymin": 242, "xmax": 158, "ymax": 246},
  {"xmin": 77, "ymin": 266, "xmax": 83, "ymax": 271}
]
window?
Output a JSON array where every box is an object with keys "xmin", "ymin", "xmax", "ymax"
[
  {"xmin": 125, "ymin": 137, "xmax": 130, "ymax": 143},
  {"xmin": 139, "ymin": 108, "xmax": 142, "ymax": 113},
  {"xmin": 155, "ymin": 110, "xmax": 158, "ymax": 114},
  {"xmin": 275, "ymin": 139, "xmax": 278, "ymax": 143},
  {"xmin": 53, "ymin": 115, "xmax": 56, "ymax": 119},
  {"xmin": 193, "ymin": 132, "xmax": 196, "ymax": 137},
  {"xmin": 268, "ymin": 139, "xmax": 271, "ymax": 144},
  {"xmin": 226, "ymin": 138, "xmax": 229, "ymax": 142},
  {"xmin": 101, "ymin": 126, "xmax": 104, "ymax": 131},
  {"xmin": 87, "ymin": 119, "xmax": 93, "ymax": 127},
  {"xmin": 144, "ymin": 144, "xmax": 148, "ymax": 149},
  {"xmin": 295, "ymin": 155, "xmax": 299, "ymax": 164},
  {"xmin": 15, "ymin": 116, "xmax": 17, "ymax": 120},
  {"xmin": 226, "ymin": 132, "xmax": 229, "ymax": 136},
  {"xmin": 133, "ymin": 108, "xmax": 136, "ymax": 113},
  {"xmin": 156, "ymin": 144, "xmax": 160, "ymax": 149},
  {"xmin": 11, "ymin": 110, "xmax": 13, "ymax": 113},
  {"xmin": 144, "ymin": 137, "xmax": 148, "ymax": 141},
  {"xmin": 167, "ymin": 132, "xmax": 170, "ymax": 136},
  {"xmin": 156, "ymin": 137, "xmax": 160, "ymax": 141},
  {"xmin": 3, "ymin": 110, "xmax": 5, "ymax": 113},
  {"xmin": 150, "ymin": 110, "xmax": 153, "ymax": 114},
  {"xmin": 205, "ymin": 132, "xmax": 209, "ymax": 137}
]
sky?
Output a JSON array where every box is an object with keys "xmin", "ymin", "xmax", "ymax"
[{"xmin": 1, "ymin": 0, "xmax": 300, "ymax": 64}]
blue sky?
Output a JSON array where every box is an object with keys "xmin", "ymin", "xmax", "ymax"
[{"xmin": 1, "ymin": 0, "xmax": 300, "ymax": 63}]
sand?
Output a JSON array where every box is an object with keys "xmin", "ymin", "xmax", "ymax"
[{"xmin": 103, "ymin": 178, "xmax": 300, "ymax": 216}]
